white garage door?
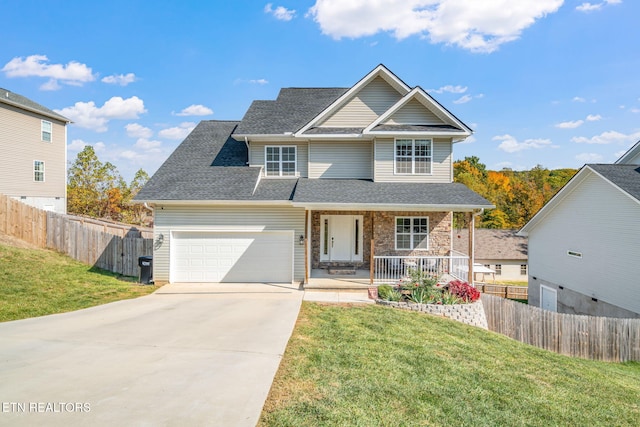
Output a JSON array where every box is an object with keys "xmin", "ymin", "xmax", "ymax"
[{"xmin": 172, "ymin": 231, "xmax": 293, "ymax": 283}]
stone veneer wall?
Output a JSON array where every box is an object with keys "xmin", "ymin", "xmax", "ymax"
[
  {"xmin": 376, "ymin": 299, "xmax": 488, "ymax": 329},
  {"xmin": 311, "ymin": 211, "xmax": 373, "ymax": 269},
  {"xmin": 373, "ymin": 211, "xmax": 452, "ymax": 256}
]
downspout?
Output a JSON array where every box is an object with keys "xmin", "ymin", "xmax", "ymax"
[{"xmin": 244, "ymin": 137, "xmax": 250, "ymax": 165}]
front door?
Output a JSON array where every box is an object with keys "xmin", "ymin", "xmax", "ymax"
[{"xmin": 320, "ymin": 215, "xmax": 363, "ymax": 262}]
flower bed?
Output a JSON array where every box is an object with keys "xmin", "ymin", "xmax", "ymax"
[{"xmin": 376, "ymin": 270, "xmax": 487, "ymax": 328}]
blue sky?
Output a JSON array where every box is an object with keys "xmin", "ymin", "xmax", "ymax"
[{"xmin": 1, "ymin": 0, "xmax": 638, "ymax": 182}]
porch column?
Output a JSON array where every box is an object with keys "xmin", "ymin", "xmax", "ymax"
[
  {"xmin": 468, "ymin": 212, "xmax": 475, "ymax": 284},
  {"xmin": 304, "ymin": 209, "xmax": 310, "ymax": 285}
]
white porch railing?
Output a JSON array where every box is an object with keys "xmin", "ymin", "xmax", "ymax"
[{"xmin": 372, "ymin": 251, "xmax": 469, "ymax": 284}]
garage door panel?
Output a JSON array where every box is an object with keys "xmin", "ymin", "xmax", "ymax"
[{"xmin": 172, "ymin": 231, "xmax": 293, "ymax": 283}]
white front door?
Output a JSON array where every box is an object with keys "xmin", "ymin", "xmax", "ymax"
[{"xmin": 320, "ymin": 215, "xmax": 363, "ymax": 262}]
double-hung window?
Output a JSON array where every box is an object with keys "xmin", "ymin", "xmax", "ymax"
[
  {"xmin": 265, "ymin": 146, "xmax": 296, "ymax": 177},
  {"xmin": 34, "ymin": 160, "xmax": 45, "ymax": 182},
  {"xmin": 395, "ymin": 217, "xmax": 429, "ymax": 250},
  {"xmin": 395, "ymin": 139, "xmax": 432, "ymax": 174},
  {"xmin": 41, "ymin": 120, "xmax": 52, "ymax": 142}
]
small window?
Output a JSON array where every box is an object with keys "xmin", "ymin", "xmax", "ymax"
[
  {"xmin": 395, "ymin": 217, "xmax": 428, "ymax": 250},
  {"xmin": 34, "ymin": 161, "xmax": 45, "ymax": 182},
  {"xmin": 394, "ymin": 139, "xmax": 432, "ymax": 175},
  {"xmin": 495, "ymin": 264, "xmax": 502, "ymax": 275},
  {"xmin": 265, "ymin": 146, "xmax": 296, "ymax": 177},
  {"xmin": 41, "ymin": 120, "xmax": 52, "ymax": 142},
  {"xmin": 520, "ymin": 264, "xmax": 527, "ymax": 275}
]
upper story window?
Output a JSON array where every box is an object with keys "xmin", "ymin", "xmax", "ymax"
[
  {"xmin": 41, "ymin": 120, "xmax": 52, "ymax": 142},
  {"xmin": 34, "ymin": 160, "xmax": 45, "ymax": 182},
  {"xmin": 265, "ymin": 146, "xmax": 296, "ymax": 177},
  {"xmin": 395, "ymin": 139, "xmax": 432, "ymax": 174}
]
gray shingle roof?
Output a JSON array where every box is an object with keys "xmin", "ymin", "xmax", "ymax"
[
  {"xmin": 233, "ymin": 88, "xmax": 348, "ymax": 135},
  {"xmin": 292, "ymin": 179, "xmax": 494, "ymax": 208},
  {"xmin": 589, "ymin": 164, "xmax": 640, "ymax": 201},
  {"xmin": 135, "ymin": 121, "xmax": 265, "ymax": 201},
  {"xmin": 0, "ymin": 88, "xmax": 70, "ymax": 122},
  {"xmin": 453, "ymin": 229, "xmax": 528, "ymax": 260},
  {"xmin": 304, "ymin": 127, "xmax": 365, "ymax": 135}
]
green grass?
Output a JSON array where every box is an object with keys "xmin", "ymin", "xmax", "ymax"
[
  {"xmin": 0, "ymin": 243, "xmax": 158, "ymax": 322},
  {"xmin": 260, "ymin": 303, "xmax": 640, "ymax": 427}
]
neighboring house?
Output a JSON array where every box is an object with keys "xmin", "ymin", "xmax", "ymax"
[
  {"xmin": 135, "ymin": 65, "xmax": 493, "ymax": 285},
  {"xmin": 0, "ymin": 88, "xmax": 70, "ymax": 213},
  {"xmin": 519, "ymin": 141, "xmax": 640, "ymax": 318},
  {"xmin": 453, "ymin": 228, "xmax": 528, "ymax": 282}
]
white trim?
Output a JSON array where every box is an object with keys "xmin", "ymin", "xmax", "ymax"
[
  {"xmin": 363, "ymin": 86, "xmax": 473, "ymax": 136},
  {"xmin": 393, "ymin": 138, "xmax": 433, "ymax": 175},
  {"xmin": 395, "ymin": 216, "xmax": 429, "ymax": 251},
  {"xmin": 320, "ymin": 214, "xmax": 364, "ymax": 262},
  {"xmin": 615, "ymin": 140, "xmax": 640, "ymax": 164},
  {"xmin": 294, "ymin": 64, "xmax": 411, "ymax": 137}
]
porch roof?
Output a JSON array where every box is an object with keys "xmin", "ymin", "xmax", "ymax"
[{"xmin": 291, "ymin": 179, "xmax": 494, "ymax": 211}]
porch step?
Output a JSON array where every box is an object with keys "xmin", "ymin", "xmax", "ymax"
[
  {"xmin": 328, "ymin": 267, "xmax": 356, "ymax": 275},
  {"xmin": 304, "ymin": 282, "xmax": 373, "ymax": 293}
]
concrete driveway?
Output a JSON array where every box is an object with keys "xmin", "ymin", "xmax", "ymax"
[{"xmin": 0, "ymin": 282, "xmax": 303, "ymax": 427}]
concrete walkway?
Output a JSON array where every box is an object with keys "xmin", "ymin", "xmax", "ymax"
[{"xmin": 0, "ymin": 283, "xmax": 303, "ymax": 427}]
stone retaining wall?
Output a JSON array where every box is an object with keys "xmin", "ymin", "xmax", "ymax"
[{"xmin": 376, "ymin": 299, "xmax": 488, "ymax": 329}]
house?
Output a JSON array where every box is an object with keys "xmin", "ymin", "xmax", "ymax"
[
  {"xmin": 518, "ymin": 141, "xmax": 640, "ymax": 318},
  {"xmin": 135, "ymin": 65, "xmax": 493, "ymax": 285},
  {"xmin": 0, "ymin": 88, "xmax": 70, "ymax": 213},
  {"xmin": 452, "ymin": 228, "xmax": 528, "ymax": 282}
]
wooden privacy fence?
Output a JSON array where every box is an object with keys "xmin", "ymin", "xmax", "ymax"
[
  {"xmin": 1, "ymin": 194, "xmax": 153, "ymax": 277},
  {"xmin": 476, "ymin": 283, "xmax": 528, "ymax": 300},
  {"xmin": 481, "ymin": 294, "xmax": 640, "ymax": 362}
]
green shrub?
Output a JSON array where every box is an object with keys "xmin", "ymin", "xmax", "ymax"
[{"xmin": 377, "ymin": 284, "xmax": 393, "ymax": 300}]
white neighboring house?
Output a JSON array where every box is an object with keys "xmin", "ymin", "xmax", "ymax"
[
  {"xmin": 518, "ymin": 141, "xmax": 640, "ymax": 318},
  {"xmin": 452, "ymin": 228, "xmax": 528, "ymax": 282},
  {"xmin": 0, "ymin": 88, "xmax": 70, "ymax": 213}
]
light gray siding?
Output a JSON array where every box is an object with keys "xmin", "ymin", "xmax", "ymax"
[
  {"xmin": 249, "ymin": 140, "xmax": 308, "ymax": 177},
  {"xmin": 153, "ymin": 204, "xmax": 306, "ymax": 283},
  {"xmin": 308, "ymin": 141, "xmax": 372, "ymax": 179},
  {"xmin": 374, "ymin": 137, "xmax": 452, "ymax": 183},
  {"xmin": 0, "ymin": 103, "xmax": 67, "ymax": 212},
  {"xmin": 527, "ymin": 171, "xmax": 640, "ymax": 314},
  {"xmin": 383, "ymin": 98, "xmax": 445, "ymax": 125},
  {"xmin": 625, "ymin": 151, "xmax": 640, "ymax": 165},
  {"xmin": 319, "ymin": 76, "xmax": 402, "ymax": 128}
]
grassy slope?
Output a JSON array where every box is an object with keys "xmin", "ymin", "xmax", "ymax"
[
  {"xmin": 0, "ymin": 242, "xmax": 157, "ymax": 322},
  {"xmin": 261, "ymin": 303, "xmax": 640, "ymax": 427}
]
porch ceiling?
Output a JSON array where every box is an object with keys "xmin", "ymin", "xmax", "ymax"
[{"xmin": 292, "ymin": 179, "xmax": 494, "ymax": 211}]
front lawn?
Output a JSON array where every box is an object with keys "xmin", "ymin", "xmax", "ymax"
[
  {"xmin": 0, "ymin": 243, "xmax": 158, "ymax": 322},
  {"xmin": 260, "ymin": 303, "xmax": 640, "ymax": 426}
]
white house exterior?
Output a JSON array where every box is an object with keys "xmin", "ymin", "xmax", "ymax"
[
  {"xmin": 519, "ymin": 145, "xmax": 640, "ymax": 318},
  {"xmin": 0, "ymin": 88, "xmax": 70, "ymax": 213},
  {"xmin": 135, "ymin": 66, "xmax": 493, "ymax": 285}
]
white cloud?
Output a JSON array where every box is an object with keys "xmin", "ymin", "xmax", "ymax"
[
  {"xmin": 457, "ymin": 135, "xmax": 476, "ymax": 144},
  {"xmin": 175, "ymin": 104, "xmax": 214, "ymax": 116},
  {"xmin": 119, "ymin": 150, "xmax": 140, "ymax": 160},
  {"xmin": 572, "ymin": 130, "xmax": 640, "ymax": 145},
  {"xmin": 158, "ymin": 122, "xmax": 196, "ymax": 140},
  {"xmin": 556, "ymin": 120, "xmax": 584, "ymax": 129},
  {"xmin": 494, "ymin": 134, "xmax": 553, "ymax": 153},
  {"xmin": 101, "ymin": 73, "xmax": 137, "ymax": 86},
  {"xmin": 126, "ymin": 123, "xmax": 153, "ymax": 139},
  {"xmin": 431, "ymin": 85, "xmax": 467, "ymax": 94},
  {"xmin": 67, "ymin": 139, "xmax": 88, "ymax": 151},
  {"xmin": 575, "ymin": 152, "xmax": 603, "ymax": 163},
  {"xmin": 264, "ymin": 3, "xmax": 296, "ymax": 21},
  {"xmin": 134, "ymin": 138, "xmax": 162, "ymax": 150},
  {"xmin": 1, "ymin": 55, "xmax": 95, "ymax": 89},
  {"xmin": 576, "ymin": 0, "xmax": 621, "ymax": 12},
  {"xmin": 453, "ymin": 94, "xmax": 472, "ymax": 104},
  {"xmin": 573, "ymin": 96, "xmax": 586, "ymax": 102},
  {"xmin": 307, "ymin": 0, "xmax": 564, "ymax": 53},
  {"xmin": 249, "ymin": 78, "xmax": 269, "ymax": 85},
  {"xmin": 94, "ymin": 142, "xmax": 106, "ymax": 152},
  {"xmin": 631, "ymin": 108, "xmax": 640, "ymax": 114},
  {"xmin": 56, "ymin": 96, "xmax": 147, "ymax": 132}
]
